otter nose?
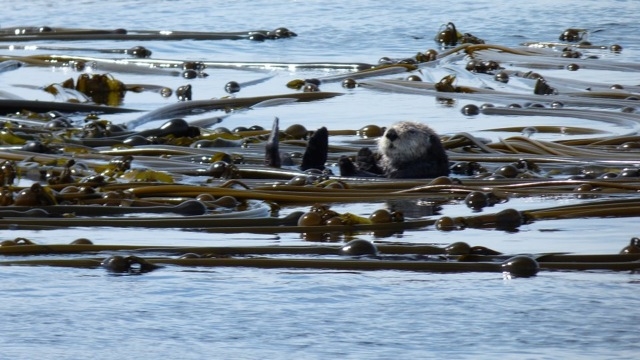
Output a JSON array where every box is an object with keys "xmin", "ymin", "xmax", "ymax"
[{"xmin": 385, "ymin": 128, "xmax": 398, "ymax": 141}]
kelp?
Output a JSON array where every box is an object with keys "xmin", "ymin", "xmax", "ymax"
[
  {"xmin": 0, "ymin": 255, "xmax": 536, "ymax": 276},
  {"xmin": 1, "ymin": 240, "xmax": 639, "ymax": 275},
  {"xmin": 0, "ymin": 26, "xmax": 298, "ymax": 42},
  {"xmin": 286, "ymin": 63, "xmax": 417, "ymax": 90},
  {"xmin": 468, "ymin": 46, "xmax": 640, "ymax": 72},
  {"xmin": 1, "ymin": 54, "xmax": 373, "ymax": 72},
  {"xmin": 0, "ymin": 99, "xmax": 139, "ymax": 114},
  {"xmin": 3, "ymin": 23, "xmax": 640, "ymax": 276},
  {"xmin": 127, "ymin": 91, "xmax": 343, "ymax": 127},
  {"xmin": 0, "ymin": 241, "xmax": 494, "ymax": 256},
  {"xmin": 359, "ymin": 78, "xmax": 640, "ymax": 109}
]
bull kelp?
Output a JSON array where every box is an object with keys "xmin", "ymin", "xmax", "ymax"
[{"xmin": 1, "ymin": 23, "xmax": 639, "ymax": 277}]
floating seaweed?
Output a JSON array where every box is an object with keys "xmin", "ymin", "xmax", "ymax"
[
  {"xmin": 0, "ymin": 26, "xmax": 298, "ymax": 42},
  {"xmin": 2, "ymin": 237, "xmax": 640, "ymax": 276},
  {"xmin": 2, "ymin": 22, "xmax": 640, "ymax": 278}
]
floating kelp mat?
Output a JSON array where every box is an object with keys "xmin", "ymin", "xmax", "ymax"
[{"xmin": 1, "ymin": 24, "xmax": 640, "ymax": 277}]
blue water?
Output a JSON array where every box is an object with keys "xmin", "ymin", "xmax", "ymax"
[
  {"xmin": 2, "ymin": 1, "xmax": 640, "ymax": 359},
  {"xmin": 3, "ymin": 266, "xmax": 638, "ymax": 359}
]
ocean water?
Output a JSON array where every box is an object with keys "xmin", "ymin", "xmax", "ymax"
[{"xmin": 1, "ymin": 1, "xmax": 640, "ymax": 359}]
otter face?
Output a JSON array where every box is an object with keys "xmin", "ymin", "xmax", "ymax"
[{"xmin": 378, "ymin": 121, "xmax": 432, "ymax": 165}]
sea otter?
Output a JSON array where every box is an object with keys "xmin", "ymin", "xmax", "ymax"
[
  {"xmin": 373, "ymin": 121, "xmax": 450, "ymax": 178},
  {"xmin": 289, "ymin": 120, "xmax": 450, "ymax": 179},
  {"xmin": 334, "ymin": 121, "xmax": 449, "ymax": 178}
]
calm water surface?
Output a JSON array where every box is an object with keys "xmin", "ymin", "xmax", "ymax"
[{"xmin": 1, "ymin": 1, "xmax": 640, "ymax": 359}]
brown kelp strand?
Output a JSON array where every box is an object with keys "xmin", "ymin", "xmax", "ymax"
[
  {"xmin": 3, "ymin": 254, "xmax": 639, "ymax": 274},
  {"xmin": 0, "ymin": 44, "xmax": 154, "ymax": 57},
  {"xmin": 125, "ymin": 184, "xmax": 441, "ymax": 204},
  {"xmin": 0, "ymin": 240, "xmax": 488, "ymax": 257},
  {"xmin": 479, "ymin": 107, "xmax": 640, "ymax": 130},
  {"xmin": 444, "ymin": 199, "xmax": 640, "ymax": 230},
  {"xmin": 123, "ymin": 58, "xmax": 374, "ymax": 72},
  {"xmin": 127, "ymin": 92, "xmax": 343, "ymax": 127},
  {"xmin": 558, "ymin": 134, "xmax": 640, "ymax": 147},
  {"xmin": 0, "ymin": 203, "xmax": 281, "ymax": 230},
  {"xmin": 2, "ymin": 199, "xmax": 208, "ymax": 217},
  {"xmin": 483, "ymin": 126, "xmax": 608, "ymax": 136},
  {"xmin": 0, "ymin": 255, "xmax": 542, "ymax": 277},
  {"xmin": 1, "ymin": 55, "xmax": 182, "ymax": 76},
  {"xmin": 0, "ymin": 99, "xmax": 140, "ymax": 114},
  {"xmin": 3, "ymin": 54, "xmax": 372, "ymax": 72},
  {"xmin": 0, "ymin": 26, "xmax": 298, "ymax": 42},
  {"xmin": 504, "ymin": 70, "xmax": 640, "ymax": 93},
  {"xmin": 402, "ymin": 178, "xmax": 640, "ymax": 197},
  {"xmin": 0, "ymin": 208, "xmax": 431, "ymax": 233},
  {"xmin": 1, "ymin": 238, "xmax": 639, "ymax": 273},
  {"xmin": 359, "ymin": 79, "xmax": 640, "ymax": 109},
  {"xmin": 286, "ymin": 64, "xmax": 417, "ymax": 90},
  {"xmin": 469, "ymin": 48, "xmax": 640, "ymax": 72},
  {"xmin": 435, "ymin": 198, "xmax": 640, "ymax": 232},
  {"xmin": 523, "ymin": 198, "xmax": 640, "ymax": 220},
  {"xmin": 520, "ymin": 41, "xmax": 615, "ymax": 50}
]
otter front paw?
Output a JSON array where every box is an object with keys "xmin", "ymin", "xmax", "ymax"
[
  {"xmin": 339, "ymin": 153, "xmax": 384, "ymax": 177},
  {"xmin": 356, "ymin": 147, "xmax": 384, "ymax": 175},
  {"xmin": 338, "ymin": 155, "xmax": 358, "ymax": 176}
]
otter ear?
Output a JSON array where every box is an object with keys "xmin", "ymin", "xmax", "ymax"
[{"xmin": 300, "ymin": 127, "xmax": 328, "ymax": 171}]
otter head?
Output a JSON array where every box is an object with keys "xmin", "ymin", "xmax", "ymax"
[{"xmin": 378, "ymin": 121, "xmax": 432, "ymax": 165}]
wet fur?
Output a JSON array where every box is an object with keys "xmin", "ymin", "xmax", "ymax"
[{"xmin": 376, "ymin": 121, "xmax": 450, "ymax": 178}]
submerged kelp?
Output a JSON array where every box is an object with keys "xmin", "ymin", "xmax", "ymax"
[{"xmin": 1, "ymin": 24, "xmax": 640, "ymax": 276}]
